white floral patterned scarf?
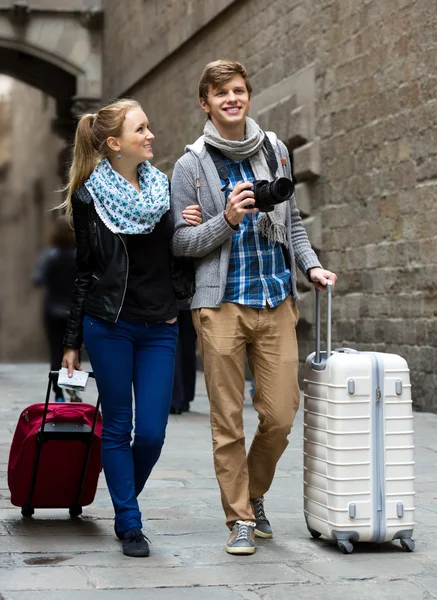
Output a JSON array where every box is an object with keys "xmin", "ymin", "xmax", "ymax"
[{"xmin": 85, "ymin": 158, "xmax": 170, "ymax": 235}]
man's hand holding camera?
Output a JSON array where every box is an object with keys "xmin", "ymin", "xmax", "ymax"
[
  {"xmin": 225, "ymin": 172, "xmax": 295, "ymax": 228},
  {"xmin": 224, "ymin": 181, "xmax": 259, "ymax": 227}
]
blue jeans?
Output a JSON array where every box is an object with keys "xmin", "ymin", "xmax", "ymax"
[{"xmin": 83, "ymin": 315, "xmax": 178, "ymax": 533}]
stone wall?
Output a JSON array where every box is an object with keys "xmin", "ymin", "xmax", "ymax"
[
  {"xmin": 0, "ymin": 78, "xmax": 66, "ymax": 361},
  {"xmin": 102, "ymin": 0, "xmax": 437, "ymax": 411}
]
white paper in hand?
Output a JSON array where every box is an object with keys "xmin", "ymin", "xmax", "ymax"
[{"xmin": 58, "ymin": 368, "xmax": 89, "ymax": 392}]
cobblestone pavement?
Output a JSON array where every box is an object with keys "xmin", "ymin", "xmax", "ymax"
[{"xmin": 0, "ymin": 363, "xmax": 436, "ymax": 599}]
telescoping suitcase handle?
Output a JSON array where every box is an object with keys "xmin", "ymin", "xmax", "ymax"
[
  {"xmin": 43, "ymin": 371, "xmax": 100, "ymax": 430},
  {"xmin": 314, "ymin": 280, "xmax": 333, "ymax": 364},
  {"xmin": 42, "ymin": 371, "xmax": 98, "ymax": 430}
]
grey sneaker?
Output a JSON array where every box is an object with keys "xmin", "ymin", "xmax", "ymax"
[
  {"xmin": 226, "ymin": 520, "xmax": 256, "ymax": 555},
  {"xmin": 252, "ymin": 496, "xmax": 273, "ymax": 538}
]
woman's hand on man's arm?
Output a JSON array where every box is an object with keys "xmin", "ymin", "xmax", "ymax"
[{"xmin": 182, "ymin": 205, "xmax": 202, "ymax": 226}]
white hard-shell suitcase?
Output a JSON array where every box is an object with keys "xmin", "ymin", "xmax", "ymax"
[{"xmin": 303, "ymin": 282, "xmax": 415, "ymax": 553}]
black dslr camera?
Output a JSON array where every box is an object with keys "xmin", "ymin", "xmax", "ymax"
[{"xmin": 251, "ymin": 177, "xmax": 295, "ymax": 213}]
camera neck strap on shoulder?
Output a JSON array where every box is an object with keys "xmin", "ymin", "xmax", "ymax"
[
  {"xmin": 204, "ymin": 143, "xmax": 231, "ymax": 191},
  {"xmin": 262, "ymin": 134, "xmax": 279, "ymax": 175},
  {"xmin": 204, "ymin": 132, "xmax": 279, "ymax": 191}
]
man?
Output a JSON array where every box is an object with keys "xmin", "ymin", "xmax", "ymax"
[
  {"xmin": 170, "ymin": 298, "xmax": 197, "ymax": 414},
  {"xmin": 171, "ymin": 60, "xmax": 337, "ymax": 555}
]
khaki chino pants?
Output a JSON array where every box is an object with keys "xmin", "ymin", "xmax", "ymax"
[{"xmin": 192, "ymin": 296, "xmax": 300, "ymax": 528}]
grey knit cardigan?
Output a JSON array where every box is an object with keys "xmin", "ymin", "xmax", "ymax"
[{"xmin": 170, "ymin": 132, "xmax": 321, "ymax": 309}]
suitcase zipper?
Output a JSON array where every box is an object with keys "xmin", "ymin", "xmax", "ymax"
[{"xmin": 374, "ymin": 355, "xmax": 386, "ymax": 543}]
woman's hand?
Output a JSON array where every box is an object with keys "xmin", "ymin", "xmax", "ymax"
[
  {"xmin": 182, "ymin": 204, "xmax": 203, "ymax": 226},
  {"xmin": 61, "ymin": 348, "xmax": 82, "ymax": 377}
]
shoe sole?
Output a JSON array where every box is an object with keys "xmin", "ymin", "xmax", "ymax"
[
  {"xmin": 255, "ymin": 529, "xmax": 273, "ymax": 539},
  {"xmin": 226, "ymin": 546, "xmax": 256, "ymax": 555},
  {"xmin": 123, "ymin": 550, "xmax": 150, "ymax": 557}
]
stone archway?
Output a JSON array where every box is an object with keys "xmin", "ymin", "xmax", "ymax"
[
  {"xmin": 0, "ymin": 1, "xmax": 102, "ymax": 360},
  {"xmin": 0, "ymin": 0, "xmax": 103, "ymax": 137}
]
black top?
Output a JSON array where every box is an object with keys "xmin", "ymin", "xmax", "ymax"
[{"xmin": 119, "ymin": 212, "xmax": 178, "ymax": 323}]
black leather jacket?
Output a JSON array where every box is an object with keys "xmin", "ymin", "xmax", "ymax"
[
  {"xmin": 63, "ymin": 185, "xmax": 195, "ymax": 350},
  {"xmin": 63, "ymin": 185, "xmax": 129, "ymax": 349}
]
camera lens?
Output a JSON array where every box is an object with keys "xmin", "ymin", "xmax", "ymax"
[
  {"xmin": 251, "ymin": 177, "xmax": 295, "ymax": 212},
  {"xmin": 271, "ymin": 178, "xmax": 294, "ymax": 200}
]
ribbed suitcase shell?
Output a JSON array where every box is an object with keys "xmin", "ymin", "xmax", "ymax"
[{"xmin": 303, "ymin": 349, "xmax": 415, "ymax": 553}]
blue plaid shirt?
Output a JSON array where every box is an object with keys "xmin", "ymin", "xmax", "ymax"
[{"xmin": 221, "ymin": 157, "xmax": 291, "ymax": 308}]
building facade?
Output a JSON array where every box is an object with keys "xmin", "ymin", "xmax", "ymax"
[
  {"xmin": 102, "ymin": 0, "xmax": 437, "ymax": 411},
  {"xmin": 0, "ymin": 0, "xmax": 103, "ymax": 362},
  {"xmin": 0, "ymin": 0, "xmax": 103, "ymax": 361},
  {"xmin": 0, "ymin": 77, "xmax": 66, "ymax": 361}
]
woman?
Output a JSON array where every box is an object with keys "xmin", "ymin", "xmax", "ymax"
[
  {"xmin": 33, "ymin": 216, "xmax": 77, "ymax": 402},
  {"xmin": 61, "ymin": 99, "xmax": 201, "ymax": 557}
]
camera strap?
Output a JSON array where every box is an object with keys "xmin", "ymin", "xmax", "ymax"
[
  {"xmin": 262, "ymin": 134, "xmax": 279, "ymax": 175},
  {"xmin": 204, "ymin": 143, "xmax": 231, "ymax": 191},
  {"xmin": 205, "ymin": 132, "xmax": 279, "ymax": 193}
]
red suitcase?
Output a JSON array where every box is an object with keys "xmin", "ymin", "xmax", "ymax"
[{"xmin": 8, "ymin": 371, "xmax": 102, "ymax": 517}]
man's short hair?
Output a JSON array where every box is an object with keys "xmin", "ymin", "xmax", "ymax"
[{"xmin": 199, "ymin": 60, "xmax": 253, "ymax": 103}]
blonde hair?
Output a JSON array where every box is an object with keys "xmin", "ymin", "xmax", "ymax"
[
  {"xmin": 198, "ymin": 60, "xmax": 252, "ymax": 103},
  {"xmin": 62, "ymin": 98, "xmax": 142, "ymax": 219}
]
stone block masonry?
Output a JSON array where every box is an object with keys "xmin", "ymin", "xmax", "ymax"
[{"xmin": 103, "ymin": 0, "xmax": 437, "ymax": 411}]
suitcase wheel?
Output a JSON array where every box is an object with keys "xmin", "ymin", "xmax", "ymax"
[
  {"xmin": 400, "ymin": 538, "xmax": 415, "ymax": 552},
  {"xmin": 21, "ymin": 506, "xmax": 34, "ymax": 518},
  {"xmin": 338, "ymin": 540, "xmax": 354, "ymax": 554},
  {"xmin": 308, "ymin": 527, "xmax": 322, "ymax": 540},
  {"xmin": 69, "ymin": 505, "xmax": 83, "ymax": 518}
]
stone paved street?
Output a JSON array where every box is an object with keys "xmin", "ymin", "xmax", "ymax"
[{"xmin": 0, "ymin": 363, "xmax": 436, "ymax": 599}]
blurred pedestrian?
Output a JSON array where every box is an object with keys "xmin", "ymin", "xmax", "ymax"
[
  {"xmin": 170, "ymin": 299, "xmax": 197, "ymax": 414},
  {"xmin": 61, "ymin": 99, "xmax": 201, "ymax": 558},
  {"xmin": 33, "ymin": 216, "xmax": 76, "ymax": 402},
  {"xmin": 171, "ymin": 60, "xmax": 337, "ymax": 555}
]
